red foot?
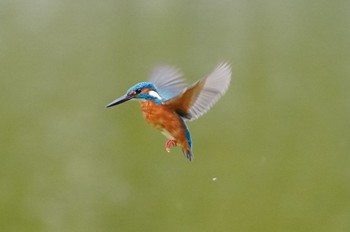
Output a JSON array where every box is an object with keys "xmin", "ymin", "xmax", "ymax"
[{"xmin": 165, "ymin": 140, "xmax": 177, "ymax": 152}]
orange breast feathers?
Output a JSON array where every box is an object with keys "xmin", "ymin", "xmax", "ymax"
[{"xmin": 140, "ymin": 100, "xmax": 190, "ymax": 150}]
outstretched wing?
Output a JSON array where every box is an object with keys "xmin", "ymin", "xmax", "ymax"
[
  {"xmin": 149, "ymin": 65, "xmax": 187, "ymax": 101},
  {"xmin": 165, "ymin": 62, "xmax": 231, "ymax": 121}
]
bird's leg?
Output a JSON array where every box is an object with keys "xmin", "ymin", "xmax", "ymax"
[{"xmin": 165, "ymin": 140, "xmax": 177, "ymax": 152}]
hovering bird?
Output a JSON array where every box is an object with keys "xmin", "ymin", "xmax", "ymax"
[{"xmin": 106, "ymin": 63, "xmax": 231, "ymax": 161}]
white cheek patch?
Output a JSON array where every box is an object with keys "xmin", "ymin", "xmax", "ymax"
[{"xmin": 149, "ymin": 90, "xmax": 162, "ymax": 100}]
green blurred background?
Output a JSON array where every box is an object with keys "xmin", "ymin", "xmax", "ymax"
[{"xmin": 1, "ymin": 0, "xmax": 349, "ymax": 231}]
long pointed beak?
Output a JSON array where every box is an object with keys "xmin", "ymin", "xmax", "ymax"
[{"xmin": 105, "ymin": 95, "xmax": 132, "ymax": 108}]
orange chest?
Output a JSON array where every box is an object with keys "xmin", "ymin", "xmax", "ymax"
[
  {"xmin": 140, "ymin": 101, "xmax": 179, "ymax": 130},
  {"xmin": 140, "ymin": 100, "xmax": 189, "ymax": 146}
]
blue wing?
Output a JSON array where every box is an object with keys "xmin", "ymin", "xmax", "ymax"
[{"xmin": 149, "ymin": 65, "xmax": 187, "ymax": 101}]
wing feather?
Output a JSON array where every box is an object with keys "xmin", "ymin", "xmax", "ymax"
[
  {"xmin": 187, "ymin": 62, "xmax": 231, "ymax": 120},
  {"xmin": 149, "ymin": 65, "xmax": 187, "ymax": 101},
  {"xmin": 166, "ymin": 62, "xmax": 232, "ymax": 120}
]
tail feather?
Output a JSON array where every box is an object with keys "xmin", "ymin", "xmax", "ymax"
[{"xmin": 182, "ymin": 148, "xmax": 193, "ymax": 161}]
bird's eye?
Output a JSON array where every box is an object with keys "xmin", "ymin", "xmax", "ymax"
[{"xmin": 135, "ymin": 88, "xmax": 142, "ymax": 94}]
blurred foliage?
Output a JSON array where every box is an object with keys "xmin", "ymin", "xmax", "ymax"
[{"xmin": 1, "ymin": 0, "xmax": 349, "ymax": 231}]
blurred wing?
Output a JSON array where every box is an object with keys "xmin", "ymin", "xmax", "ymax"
[
  {"xmin": 187, "ymin": 62, "xmax": 231, "ymax": 120},
  {"xmin": 149, "ymin": 65, "xmax": 187, "ymax": 101},
  {"xmin": 165, "ymin": 63, "xmax": 232, "ymax": 121}
]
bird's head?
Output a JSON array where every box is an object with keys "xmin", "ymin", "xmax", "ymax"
[{"xmin": 106, "ymin": 82, "xmax": 163, "ymax": 108}]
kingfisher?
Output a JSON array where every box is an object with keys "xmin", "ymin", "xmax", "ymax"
[{"xmin": 106, "ymin": 62, "xmax": 231, "ymax": 161}]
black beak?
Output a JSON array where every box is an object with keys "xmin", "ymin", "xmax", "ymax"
[{"xmin": 105, "ymin": 95, "xmax": 133, "ymax": 108}]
